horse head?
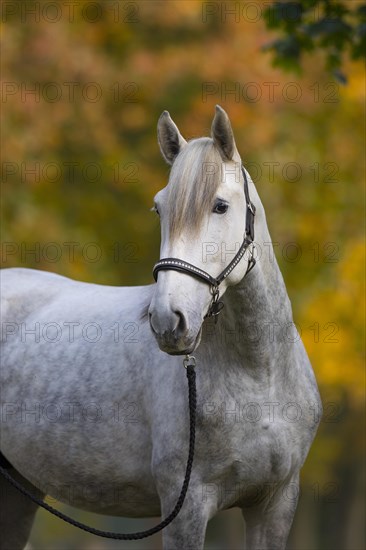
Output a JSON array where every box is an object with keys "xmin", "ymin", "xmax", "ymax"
[{"xmin": 149, "ymin": 105, "xmax": 256, "ymax": 355}]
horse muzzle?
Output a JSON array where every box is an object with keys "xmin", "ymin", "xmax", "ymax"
[{"xmin": 148, "ymin": 301, "xmax": 202, "ymax": 355}]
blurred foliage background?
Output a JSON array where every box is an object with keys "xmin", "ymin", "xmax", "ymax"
[{"xmin": 1, "ymin": 1, "xmax": 365, "ymax": 549}]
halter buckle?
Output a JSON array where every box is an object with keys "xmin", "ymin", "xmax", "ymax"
[
  {"xmin": 247, "ymin": 202, "xmax": 255, "ymax": 215},
  {"xmin": 210, "ymin": 284, "xmax": 219, "ymax": 298}
]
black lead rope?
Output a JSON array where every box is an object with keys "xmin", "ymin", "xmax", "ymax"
[{"xmin": 0, "ymin": 363, "xmax": 197, "ymax": 540}]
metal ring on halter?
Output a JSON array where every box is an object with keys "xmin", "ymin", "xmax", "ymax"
[
  {"xmin": 183, "ymin": 355, "xmax": 196, "ymax": 369},
  {"xmin": 206, "ymin": 285, "xmax": 224, "ymax": 321},
  {"xmin": 245, "ymin": 243, "xmax": 256, "ymax": 276}
]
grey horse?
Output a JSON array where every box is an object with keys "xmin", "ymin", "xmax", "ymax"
[{"xmin": 0, "ymin": 106, "xmax": 322, "ymax": 549}]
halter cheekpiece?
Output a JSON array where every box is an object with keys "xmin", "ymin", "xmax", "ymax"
[{"xmin": 153, "ymin": 165, "xmax": 256, "ymax": 320}]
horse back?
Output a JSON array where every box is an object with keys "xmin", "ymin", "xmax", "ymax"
[{"xmin": 1, "ymin": 268, "xmax": 73, "ymax": 323}]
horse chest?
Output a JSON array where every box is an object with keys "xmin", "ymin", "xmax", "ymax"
[{"xmin": 197, "ymin": 401, "xmax": 296, "ymax": 493}]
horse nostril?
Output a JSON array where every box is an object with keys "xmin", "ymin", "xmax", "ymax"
[
  {"xmin": 148, "ymin": 310, "xmax": 158, "ymax": 334},
  {"xmin": 173, "ymin": 310, "xmax": 187, "ymax": 336}
]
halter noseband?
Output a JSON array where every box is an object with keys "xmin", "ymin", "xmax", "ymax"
[{"xmin": 153, "ymin": 165, "xmax": 256, "ymax": 320}]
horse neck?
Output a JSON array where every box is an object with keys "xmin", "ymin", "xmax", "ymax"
[{"xmin": 204, "ymin": 202, "xmax": 295, "ymax": 375}]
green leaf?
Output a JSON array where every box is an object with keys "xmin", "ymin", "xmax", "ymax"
[{"xmin": 263, "ymin": 2, "xmax": 304, "ymax": 30}]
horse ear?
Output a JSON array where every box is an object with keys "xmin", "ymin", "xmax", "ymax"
[
  {"xmin": 157, "ymin": 111, "xmax": 187, "ymax": 165},
  {"xmin": 211, "ymin": 105, "xmax": 238, "ymax": 161}
]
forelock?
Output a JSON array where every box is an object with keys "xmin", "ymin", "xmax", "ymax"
[{"xmin": 167, "ymin": 138, "xmax": 223, "ymax": 239}]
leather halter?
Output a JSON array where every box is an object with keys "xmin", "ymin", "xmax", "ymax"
[{"xmin": 153, "ymin": 166, "xmax": 256, "ymax": 320}]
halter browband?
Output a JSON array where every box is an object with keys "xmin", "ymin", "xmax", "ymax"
[{"xmin": 153, "ymin": 165, "xmax": 256, "ymax": 319}]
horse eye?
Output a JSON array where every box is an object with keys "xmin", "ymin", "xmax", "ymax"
[{"xmin": 213, "ymin": 201, "xmax": 229, "ymax": 214}]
